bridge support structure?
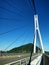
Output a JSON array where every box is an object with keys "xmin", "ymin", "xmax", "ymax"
[{"xmin": 33, "ymin": 14, "xmax": 44, "ymax": 53}]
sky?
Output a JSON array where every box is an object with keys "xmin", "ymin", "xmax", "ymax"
[{"xmin": 0, "ymin": 0, "xmax": 49, "ymax": 51}]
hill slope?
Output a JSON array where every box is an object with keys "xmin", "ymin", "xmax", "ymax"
[{"xmin": 7, "ymin": 43, "xmax": 40, "ymax": 53}]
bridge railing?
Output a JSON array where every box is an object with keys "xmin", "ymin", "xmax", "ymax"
[
  {"xmin": 5, "ymin": 53, "xmax": 40, "ymax": 65},
  {"xmin": 5, "ymin": 57, "xmax": 29, "ymax": 65}
]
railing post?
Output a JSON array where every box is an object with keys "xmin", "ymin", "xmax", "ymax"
[
  {"xmin": 20, "ymin": 60, "xmax": 21, "ymax": 65},
  {"xmin": 25, "ymin": 58, "xmax": 27, "ymax": 65}
]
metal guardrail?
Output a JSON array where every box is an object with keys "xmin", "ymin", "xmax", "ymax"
[{"xmin": 5, "ymin": 54, "xmax": 41, "ymax": 65}]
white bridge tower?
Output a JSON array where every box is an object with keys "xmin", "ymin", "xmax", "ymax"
[{"xmin": 34, "ymin": 14, "xmax": 44, "ymax": 53}]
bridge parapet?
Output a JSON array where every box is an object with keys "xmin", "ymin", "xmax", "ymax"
[{"xmin": 43, "ymin": 54, "xmax": 49, "ymax": 65}]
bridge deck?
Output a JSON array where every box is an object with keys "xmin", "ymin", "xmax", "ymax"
[
  {"xmin": 0, "ymin": 53, "xmax": 49, "ymax": 65},
  {"xmin": 0, "ymin": 53, "xmax": 30, "ymax": 65},
  {"xmin": 4, "ymin": 53, "xmax": 41, "ymax": 65}
]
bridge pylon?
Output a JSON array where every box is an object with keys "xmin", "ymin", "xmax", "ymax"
[{"xmin": 33, "ymin": 14, "xmax": 44, "ymax": 53}]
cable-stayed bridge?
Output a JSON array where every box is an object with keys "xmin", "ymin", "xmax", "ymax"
[{"xmin": 0, "ymin": 0, "xmax": 49, "ymax": 65}]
